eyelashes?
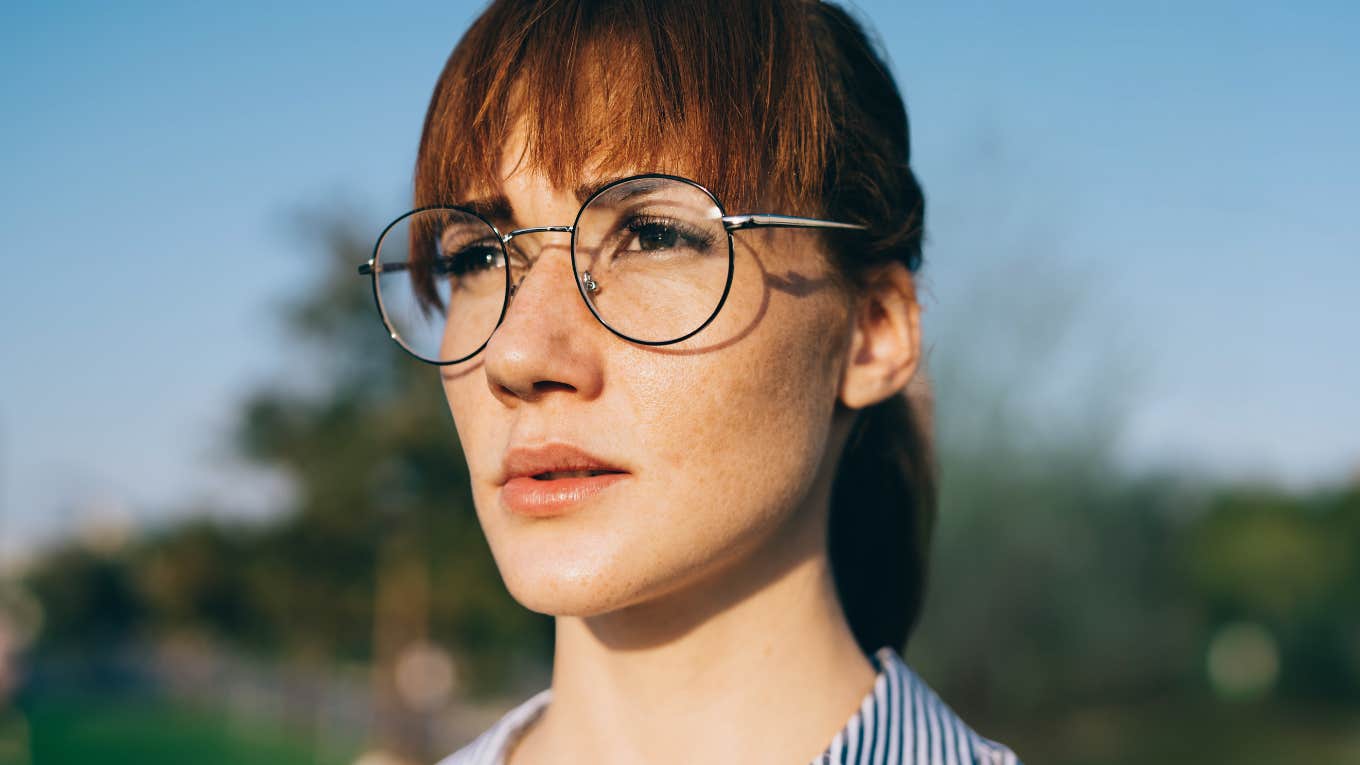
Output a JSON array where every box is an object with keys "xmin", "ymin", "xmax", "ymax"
[{"xmin": 622, "ymin": 214, "xmax": 719, "ymax": 251}]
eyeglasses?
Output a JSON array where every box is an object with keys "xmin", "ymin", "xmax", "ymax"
[{"xmin": 358, "ymin": 173, "xmax": 865, "ymax": 365}]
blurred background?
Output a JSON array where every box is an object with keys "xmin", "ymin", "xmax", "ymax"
[{"xmin": 1, "ymin": 1, "xmax": 1357, "ymax": 763}]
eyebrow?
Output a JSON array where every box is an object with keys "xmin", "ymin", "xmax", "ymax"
[
  {"xmin": 456, "ymin": 175, "xmax": 649, "ymax": 226},
  {"xmin": 457, "ymin": 195, "xmax": 514, "ymax": 222},
  {"xmin": 574, "ymin": 177, "xmax": 621, "ymax": 203},
  {"xmin": 575, "ymin": 175, "xmax": 664, "ymax": 204}
]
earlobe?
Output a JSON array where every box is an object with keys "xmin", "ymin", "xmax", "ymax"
[{"xmin": 838, "ymin": 262, "xmax": 922, "ymax": 410}]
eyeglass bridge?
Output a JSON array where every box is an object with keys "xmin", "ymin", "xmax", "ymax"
[
  {"xmin": 499, "ymin": 225, "xmax": 602, "ymax": 299},
  {"xmin": 501, "ymin": 224, "xmax": 574, "ymax": 240}
]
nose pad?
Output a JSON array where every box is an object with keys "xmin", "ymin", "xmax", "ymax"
[
  {"xmin": 505, "ymin": 250, "xmax": 531, "ymax": 303},
  {"xmin": 499, "ymin": 227, "xmax": 597, "ymax": 311}
]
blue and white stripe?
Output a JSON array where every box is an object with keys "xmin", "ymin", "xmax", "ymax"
[
  {"xmin": 814, "ymin": 646, "xmax": 1021, "ymax": 765},
  {"xmin": 440, "ymin": 645, "xmax": 1022, "ymax": 765}
]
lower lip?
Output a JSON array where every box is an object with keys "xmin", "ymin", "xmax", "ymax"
[{"xmin": 500, "ymin": 473, "xmax": 629, "ymax": 517}]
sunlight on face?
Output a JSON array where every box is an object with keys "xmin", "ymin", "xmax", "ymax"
[{"xmin": 439, "ymin": 129, "xmax": 856, "ymax": 617}]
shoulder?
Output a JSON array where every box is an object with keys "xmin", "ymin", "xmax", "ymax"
[
  {"xmin": 856, "ymin": 645, "xmax": 1023, "ymax": 765},
  {"xmin": 435, "ymin": 688, "xmax": 552, "ymax": 765}
]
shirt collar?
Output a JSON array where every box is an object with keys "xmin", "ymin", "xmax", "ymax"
[{"xmin": 439, "ymin": 645, "xmax": 1021, "ymax": 765}]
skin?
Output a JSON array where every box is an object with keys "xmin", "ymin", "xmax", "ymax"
[{"xmin": 439, "ymin": 130, "xmax": 923, "ymax": 765}]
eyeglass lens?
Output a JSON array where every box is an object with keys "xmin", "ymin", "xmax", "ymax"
[{"xmin": 374, "ymin": 177, "xmax": 732, "ymax": 363}]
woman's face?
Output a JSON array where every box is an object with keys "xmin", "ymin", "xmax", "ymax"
[{"xmin": 440, "ymin": 137, "xmax": 857, "ymax": 617}]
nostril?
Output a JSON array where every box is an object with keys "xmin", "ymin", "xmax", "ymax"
[
  {"xmin": 533, "ymin": 381, "xmax": 576, "ymax": 395},
  {"xmin": 493, "ymin": 380, "xmax": 577, "ymax": 402}
]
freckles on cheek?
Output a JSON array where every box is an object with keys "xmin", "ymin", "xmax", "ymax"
[{"xmin": 623, "ymin": 326, "xmax": 836, "ymax": 492}]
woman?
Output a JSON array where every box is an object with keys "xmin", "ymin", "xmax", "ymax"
[{"xmin": 360, "ymin": 0, "xmax": 1023, "ymax": 762}]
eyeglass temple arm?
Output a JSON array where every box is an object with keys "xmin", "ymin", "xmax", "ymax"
[
  {"xmin": 358, "ymin": 260, "xmax": 411, "ymax": 276},
  {"xmin": 722, "ymin": 214, "xmax": 866, "ymax": 232}
]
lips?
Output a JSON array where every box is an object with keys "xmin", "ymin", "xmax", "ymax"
[
  {"xmin": 498, "ymin": 442, "xmax": 630, "ymax": 517},
  {"xmin": 498, "ymin": 442, "xmax": 627, "ymax": 483}
]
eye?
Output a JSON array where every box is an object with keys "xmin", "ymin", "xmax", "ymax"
[
  {"xmin": 630, "ymin": 221, "xmax": 680, "ymax": 250},
  {"xmin": 434, "ymin": 244, "xmax": 504, "ymax": 277},
  {"xmin": 622, "ymin": 216, "xmax": 716, "ymax": 254}
]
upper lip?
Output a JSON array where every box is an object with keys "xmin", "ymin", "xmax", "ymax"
[{"xmin": 497, "ymin": 442, "xmax": 629, "ymax": 485}]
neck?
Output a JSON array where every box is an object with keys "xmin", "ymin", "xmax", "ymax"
[{"xmin": 511, "ymin": 495, "xmax": 877, "ymax": 765}]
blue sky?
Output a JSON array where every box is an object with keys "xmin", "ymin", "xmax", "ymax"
[{"xmin": 2, "ymin": 1, "xmax": 1356, "ymax": 559}]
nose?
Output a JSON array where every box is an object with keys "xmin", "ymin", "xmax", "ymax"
[{"xmin": 481, "ymin": 232, "xmax": 605, "ymax": 405}]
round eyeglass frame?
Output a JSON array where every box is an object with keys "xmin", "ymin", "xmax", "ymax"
[{"xmin": 359, "ymin": 172, "xmax": 866, "ymax": 366}]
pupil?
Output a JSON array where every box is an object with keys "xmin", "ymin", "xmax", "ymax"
[
  {"xmin": 451, "ymin": 248, "xmax": 495, "ymax": 275},
  {"xmin": 640, "ymin": 224, "xmax": 677, "ymax": 250}
]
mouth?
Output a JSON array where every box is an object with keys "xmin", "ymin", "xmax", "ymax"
[{"xmin": 498, "ymin": 442, "xmax": 631, "ymax": 517}]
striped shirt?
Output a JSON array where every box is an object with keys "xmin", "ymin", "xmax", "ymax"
[{"xmin": 438, "ymin": 645, "xmax": 1023, "ymax": 765}]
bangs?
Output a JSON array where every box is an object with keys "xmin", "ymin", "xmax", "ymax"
[{"xmin": 415, "ymin": 0, "xmax": 834, "ymax": 216}]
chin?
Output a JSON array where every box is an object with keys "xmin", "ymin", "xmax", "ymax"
[
  {"xmin": 484, "ymin": 513, "xmax": 648, "ymax": 616},
  {"xmin": 488, "ymin": 515, "xmax": 731, "ymax": 620},
  {"xmin": 497, "ymin": 552, "xmax": 651, "ymax": 617}
]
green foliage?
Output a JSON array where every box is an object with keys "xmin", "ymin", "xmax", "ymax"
[
  {"xmin": 909, "ymin": 436, "xmax": 1202, "ymax": 711},
  {"xmin": 904, "ymin": 255, "xmax": 1360, "ymax": 714},
  {"xmin": 16, "ymin": 694, "xmax": 356, "ymax": 765},
  {"xmin": 1180, "ymin": 485, "xmax": 1360, "ymax": 699},
  {"xmin": 906, "ymin": 258, "xmax": 1201, "ymax": 711},
  {"xmin": 977, "ymin": 696, "xmax": 1360, "ymax": 765},
  {"xmin": 227, "ymin": 205, "xmax": 553, "ymax": 687},
  {"xmin": 22, "ymin": 204, "xmax": 552, "ymax": 695},
  {"xmin": 22, "ymin": 547, "xmax": 146, "ymax": 650}
]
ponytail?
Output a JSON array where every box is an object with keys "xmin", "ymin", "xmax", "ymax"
[{"xmin": 828, "ymin": 373, "xmax": 937, "ymax": 655}]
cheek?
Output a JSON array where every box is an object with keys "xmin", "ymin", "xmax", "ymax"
[
  {"xmin": 563, "ymin": 252, "xmax": 850, "ymax": 604},
  {"xmin": 640, "ymin": 238, "xmax": 849, "ymax": 490},
  {"xmin": 635, "ymin": 292, "xmax": 848, "ymax": 528}
]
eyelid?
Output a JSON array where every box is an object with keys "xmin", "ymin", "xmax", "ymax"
[
  {"xmin": 440, "ymin": 224, "xmax": 498, "ymax": 244},
  {"xmin": 625, "ymin": 214, "xmax": 718, "ymax": 247}
]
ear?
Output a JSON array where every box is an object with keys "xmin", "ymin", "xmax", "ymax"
[{"xmin": 839, "ymin": 261, "xmax": 922, "ymax": 410}]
